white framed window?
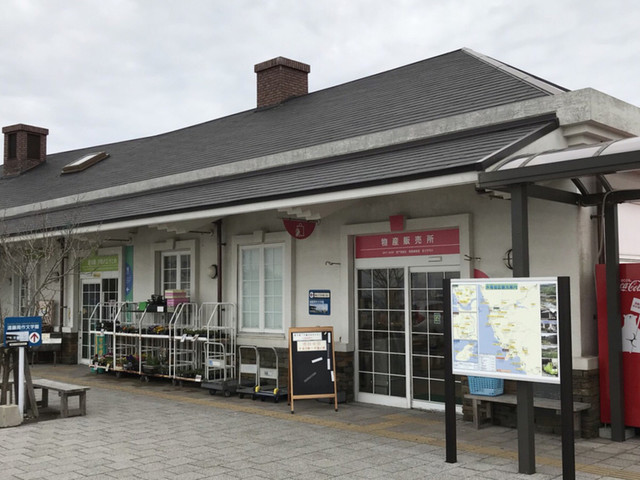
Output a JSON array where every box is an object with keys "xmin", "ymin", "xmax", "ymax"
[
  {"xmin": 161, "ymin": 251, "xmax": 192, "ymax": 297},
  {"xmin": 240, "ymin": 244, "xmax": 284, "ymax": 332},
  {"xmin": 153, "ymin": 239, "xmax": 198, "ymax": 302},
  {"xmin": 232, "ymin": 230, "xmax": 293, "ymax": 340}
]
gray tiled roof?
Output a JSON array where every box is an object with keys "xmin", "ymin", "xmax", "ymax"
[
  {"xmin": 0, "ymin": 49, "xmax": 563, "ymax": 232},
  {"xmin": 1, "ymin": 119, "xmax": 556, "ymax": 234}
]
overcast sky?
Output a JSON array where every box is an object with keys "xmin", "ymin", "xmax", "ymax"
[{"xmin": 2, "ymin": 0, "xmax": 639, "ymax": 154}]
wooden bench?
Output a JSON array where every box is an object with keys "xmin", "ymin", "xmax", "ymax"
[
  {"xmin": 465, "ymin": 393, "xmax": 590, "ymax": 434},
  {"xmin": 32, "ymin": 379, "xmax": 90, "ymax": 418}
]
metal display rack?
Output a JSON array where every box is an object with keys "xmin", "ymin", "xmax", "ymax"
[
  {"xmin": 88, "ymin": 301, "xmax": 126, "ymax": 374},
  {"xmin": 89, "ymin": 302, "xmax": 238, "ymax": 387},
  {"xmin": 201, "ymin": 302, "xmax": 237, "ymax": 396},
  {"xmin": 136, "ymin": 304, "xmax": 171, "ymax": 382},
  {"xmin": 169, "ymin": 302, "xmax": 205, "ymax": 384}
]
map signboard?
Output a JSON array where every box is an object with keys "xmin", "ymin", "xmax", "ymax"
[{"xmin": 450, "ymin": 278, "xmax": 559, "ymax": 384}]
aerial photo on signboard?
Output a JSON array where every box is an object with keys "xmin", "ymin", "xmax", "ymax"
[{"xmin": 451, "ymin": 278, "xmax": 559, "ymax": 383}]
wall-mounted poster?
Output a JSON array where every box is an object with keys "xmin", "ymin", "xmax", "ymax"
[
  {"xmin": 450, "ymin": 277, "xmax": 559, "ymax": 384},
  {"xmin": 309, "ymin": 290, "xmax": 331, "ymax": 315}
]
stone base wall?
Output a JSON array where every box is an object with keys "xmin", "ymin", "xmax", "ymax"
[
  {"xmin": 571, "ymin": 369, "xmax": 600, "ymax": 438},
  {"xmin": 60, "ymin": 332, "xmax": 78, "ymax": 364},
  {"xmin": 335, "ymin": 351, "xmax": 355, "ymax": 402},
  {"xmin": 461, "ymin": 369, "xmax": 600, "ymax": 438}
]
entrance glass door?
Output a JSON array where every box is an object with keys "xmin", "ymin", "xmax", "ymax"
[
  {"xmin": 410, "ymin": 269, "xmax": 460, "ymax": 406},
  {"xmin": 356, "ymin": 268, "xmax": 407, "ymax": 403},
  {"xmin": 81, "ymin": 282, "xmax": 100, "ymax": 362},
  {"xmin": 80, "ymin": 278, "xmax": 119, "ymax": 363},
  {"xmin": 356, "ymin": 265, "xmax": 461, "ymax": 408}
]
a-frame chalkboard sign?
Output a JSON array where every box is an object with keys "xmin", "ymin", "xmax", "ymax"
[{"xmin": 288, "ymin": 326, "xmax": 338, "ymax": 413}]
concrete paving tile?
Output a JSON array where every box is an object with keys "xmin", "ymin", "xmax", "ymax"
[
  {"xmin": 0, "ymin": 468, "xmax": 26, "ymax": 478},
  {"xmin": 623, "ymin": 463, "xmax": 640, "ymax": 473},
  {"xmin": 349, "ymin": 466, "xmax": 400, "ymax": 478},
  {"xmin": 42, "ymin": 472, "xmax": 85, "ymax": 480},
  {"xmin": 103, "ymin": 468, "xmax": 148, "ymax": 479},
  {"xmin": 0, "ymin": 454, "xmax": 32, "ymax": 464},
  {"xmin": 12, "ymin": 471, "xmax": 51, "ymax": 480},
  {"xmin": 107, "ymin": 460, "xmax": 141, "ymax": 471},
  {"xmin": 135, "ymin": 454, "xmax": 168, "ymax": 465},
  {"xmin": 10, "ymin": 364, "xmax": 640, "ymax": 480},
  {"xmin": 134, "ymin": 461, "xmax": 169, "ymax": 472},
  {"xmin": 42, "ymin": 462, "xmax": 84, "ymax": 475}
]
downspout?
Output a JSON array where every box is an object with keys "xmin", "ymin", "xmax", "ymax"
[
  {"xmin": 215, "ymin": 220, "xmax": 223, "ymax": 302},
  {"xmin": 58, "ymin": 238, "xmax": 65, "ymax": 333}
]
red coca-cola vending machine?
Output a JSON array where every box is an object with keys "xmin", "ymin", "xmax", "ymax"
[{"xmin": 596, "ymin": 263, "xmax": 640, "ymax": 426}]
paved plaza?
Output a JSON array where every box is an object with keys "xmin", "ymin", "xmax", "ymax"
[{"xmin": 1, "ymin": 364, "xmax": 639, "ymax": 479}]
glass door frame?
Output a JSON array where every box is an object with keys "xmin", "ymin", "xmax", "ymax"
[
  {"xmin": 354, "ymin": 257, "xmax": 462, "ymax": 409},
  {"xmin": 355, "ymin": 263, "xmax": 412, "ymax": 409},
  {"xmin": 78, "ymin": 277, "xmax": 121, "ymax": 364},
  {"xmin": 79, "ymin": 279, "xmax": 101, "ymax": 364},
  {"xmin": 408, "ymin": 266, "xmax": 460, "ymax": 411}
]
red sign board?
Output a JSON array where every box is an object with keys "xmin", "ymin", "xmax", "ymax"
[
  {"xmin": 283, "ymin": 218, "xmax": 316, "ymax": 240},
  {"xmin": 597, "ymin": 263, "xmax": 640, "ymax": 427},
  {"xmin": 355, "ymin": 228, "xmax": 459, "ymax": 259}
]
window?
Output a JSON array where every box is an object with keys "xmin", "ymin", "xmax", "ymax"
[
  {"xmin": 61, "ymin": 151, "xmax": 109, "ymax": 174},
  {"xmin": 240, "ymin": 244, "xmax": 284, "ymax": 332},
  {"xmin": 161, "ymin": 251, "xmax": 191, "ymax": 297}
]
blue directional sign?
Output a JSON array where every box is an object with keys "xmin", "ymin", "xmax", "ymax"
[{"xmin": 3, "ymin": 316, "xmax": 42, "ymax": 347}]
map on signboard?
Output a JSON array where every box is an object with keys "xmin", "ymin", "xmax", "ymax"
[{"xmin": 451, "ymin": 278, "xmax": 559, "ymax": 383}]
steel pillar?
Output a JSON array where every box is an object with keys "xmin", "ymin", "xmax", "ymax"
[
  {"xmin": 604, "ymin": 201, "xmax": 625, "ymax": 441},
  {"xmin": 511, "ymin": 184, "xmax": 535, "ymax": 474}
]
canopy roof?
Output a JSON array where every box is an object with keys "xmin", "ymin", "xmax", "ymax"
[{"xmin": 478, "ymin": 136, "xmax": 640, "ymax": 206}]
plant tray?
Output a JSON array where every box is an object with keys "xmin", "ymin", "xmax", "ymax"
[{"xmin": 468, "ymin": 376, "xmax": 504, "ymax": 396}]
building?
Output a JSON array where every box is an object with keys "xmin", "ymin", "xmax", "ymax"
[{"xmin": 3, "ymin": 49, "xmax": 640, "ymax": 435}]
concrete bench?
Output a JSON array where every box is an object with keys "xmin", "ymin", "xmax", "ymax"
[
  {"xmin": 465, "ymin": 393, "xmax": 590, "ymax": 434},
  {"xmin": 32, "ymin": 379, "xmax": 90, "ymax": 418}
]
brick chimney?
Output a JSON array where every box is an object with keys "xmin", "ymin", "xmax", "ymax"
[
  {"xmin": 254, "ymin": 57, "xmax": 310, "ymax": 109},
  {"xmin": 3, "ymin": 124, "xmax": 49, "ymax": 176}
]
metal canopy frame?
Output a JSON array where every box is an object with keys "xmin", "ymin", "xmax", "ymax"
[{"xmin": 478, "ymin": 137, "xmax": 640, "ymax": 445}]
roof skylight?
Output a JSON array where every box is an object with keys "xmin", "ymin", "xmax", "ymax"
[{"xmin": 61, "ymin": 151, "xmax": 109, "ymax": 174}]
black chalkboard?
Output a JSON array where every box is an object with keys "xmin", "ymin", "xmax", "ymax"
[{"xmin": 288, "ymin": 326, "xmax": 338, "ymax": 413}]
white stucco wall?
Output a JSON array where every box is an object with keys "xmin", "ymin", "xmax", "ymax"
[
  {"xmin": 619, "ymin": 203, "xmax": 640, "ymax": 262},
  {"xmin": 211, "ymin": 181, "xmax": 598, "ymax": 364}
]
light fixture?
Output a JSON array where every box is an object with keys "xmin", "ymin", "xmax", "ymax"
[
  {"xmin": 503, "ymin": 249, "xmax": 513, "ymax": 270},
  {"xmin": 208, "ymin": 264, "xmax": 218, "ymax": 279}
]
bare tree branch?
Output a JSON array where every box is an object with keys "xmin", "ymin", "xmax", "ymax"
[{"xmin": 0, "ymin": 213, "xmax": 101, "ymax": 329}]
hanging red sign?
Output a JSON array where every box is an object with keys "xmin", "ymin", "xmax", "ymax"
[{"xmin": 283, "ymin": 218, "xmax": 316, "ymax": 240}]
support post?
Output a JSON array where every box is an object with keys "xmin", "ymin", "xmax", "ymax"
[
  {"xmin": 443, "ymin": 279, "xmax": 456, "ymax": 463},
  {"xmin": 558, "ymin": 276, "xmax": 575, "ymax": 479},
  {"xmin": 604, "ymin": 200, "xmax": 625, "ymax": 441},
  {"xmin": 22, "ymin": 352, "xmax": 38, "ymax": 418},
  {"xmin": 18, "ymin": 347, "xmax": 24, "ymax": 415},
  {"xmin": 215, "ymin": 220, "xmax": 223, "ymax": 303},
  {"xmin": 511, "ymin": 184, "xmax": 535, "ymax": 474}
]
